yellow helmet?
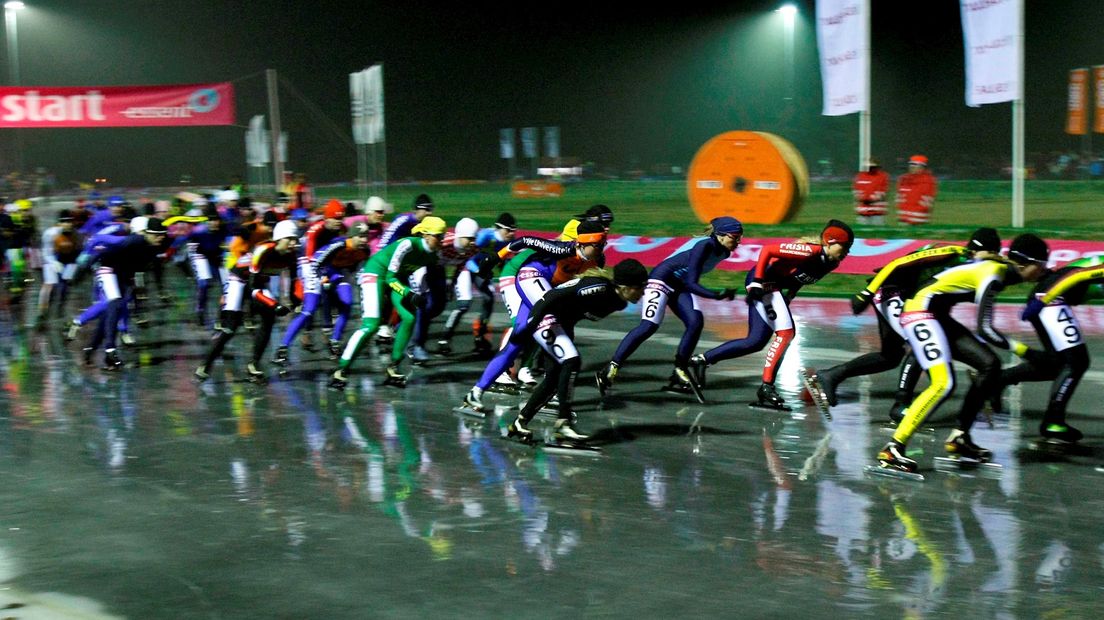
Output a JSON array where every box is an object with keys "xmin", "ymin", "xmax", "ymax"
[
  {"xmin": 16, "ymin": 199, "xmax": 32, "ymax": 211},
  {"xmin": 412, "ymin": 216, "xmax": 447, "ymax": 236}
]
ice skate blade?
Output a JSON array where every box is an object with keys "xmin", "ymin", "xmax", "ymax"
[
  {"xmin": 934, "ymin": 456, "xmax": 1002, "ymax": 476},
  {"xmin": 748, "ymin": 401, "xmax": 792, "ymax": 412},
  {"xmin": 452, "ymin": 405, "xmax": 486, "ymax": 419},
  {"xmin": 800, "ymin": 367, "xmax": 831, "ymax": 419},
  {"xmin": 1029, "ymin": 439, "xmax": 1091, "ymax": 456},
  {"xmin": 487, "ymin": 383, "xmax": 520, "ymax": 395},
  {"xmin": 541, "ymin": 442, "xmax": 603, "ymax": 457},
  {"xmin": 863, "ymin": 464, "xmax": 925, "ymax": 483}
]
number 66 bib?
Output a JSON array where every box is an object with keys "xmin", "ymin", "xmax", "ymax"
[{"xmin": 900, "ymin": 311, "xmax": 951, "ymax": 370}]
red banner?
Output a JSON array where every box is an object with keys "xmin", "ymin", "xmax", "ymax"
[
  {"xmin": 0, "ymin": 83, "xmax": 235, "ymax": 128},
  {"xmin": 517, "ymin": 230, "xmax": 1104, "ymax": 275}
]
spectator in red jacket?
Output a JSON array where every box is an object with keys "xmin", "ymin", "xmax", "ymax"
[
  {"xmin": 896, "ymin": 154, "xmax": 937, "ymax": 225},
  {"xmin": 852, "ymin": 159, "xmax": 889, "ymax": 225}
]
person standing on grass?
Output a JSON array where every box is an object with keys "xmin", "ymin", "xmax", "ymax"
[{"xmin": 896, "ymin": 154, "xmax": 937, "ymax": 225}]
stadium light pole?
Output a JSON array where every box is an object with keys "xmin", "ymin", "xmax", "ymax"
[
  {"xmin": 4, "ymin": 0, "xmax": 24, "ymax": 172},
  {"xmin": 777, "ymin": 4, "xmax": 797, "ymax": 103}
]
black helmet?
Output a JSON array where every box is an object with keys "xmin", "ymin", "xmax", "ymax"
[
  {"xmin": 577, "ymin": 204, "xmax": 614, "ymax": 225},
  {"xmin": 495, "ymin": 212, "xmax": 518, "ymax": 230},
  {"xmin": 1008, "ymin": 233, "xmax": 1048, "ymax": 265},
  {"xmin": 613, "ymin": 259, "xmax": 648, "ymax": 287},
  {"xmin": 414, "ymin": 194, "xmax": 434, "ymax": 211},
  {"xmin": 967, "ymin": 227, "xmax": 1000, "ymax": 253}
]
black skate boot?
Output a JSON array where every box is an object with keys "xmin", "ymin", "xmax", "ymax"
[
  {"xmin": 383, "ymin": 363, "xmax": 407, "ymax": 388},
  {"xmin": 876, "ymin": 440, "xmax": 918, "ymax": 473},
  {"xmin": 102, "ymin": 349, "xmax": 123, "ymax": 371},
  {"xmin": 595, "ymin": 361, "xmax": 618, "ymax": 399},
  {"xmin": 245, "ymin": 362, "xmax": 267, "ymax": 384},
  {"xmin": 750, "ymin": 382, "xmax": 790, "ymax": 411},
  {"xmin": 944, "ymin": 429, "xmax": 992, "ymax": 462},
  {"xmin": 328, "ymin": 368, "xmax": 348, "ymax": 390},
  {"xmin": 328, "ymin": 340, "xmax": 343, "ymax": 361}
]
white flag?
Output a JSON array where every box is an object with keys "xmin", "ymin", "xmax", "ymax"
[
  {"xmin": 960, "ymin": 0, "xmax": 1022, "ymax": 107},
  {"xmin": 363, "ymin": 64, "xmax": 385, "ymax": 144},
  {"xmin": 520, "ymin": 127, "xmax": 538, "ymax": 159},
  {"xmin": 816, "ymin": 0, "xmax": 868, "ymax": 116},
  {"xmin": 246, "ymin": 115, "xmax": 268, "ymax": 166},
  {"xmin": 499, "ymin": 128, "xmax": 515, "ymax": 159},
  {"xmin": 349, "ymin": 70, "xmax": 368, "ymax": 145},
  {"xmin": 543, "ymin": 126, "xmax": 560, "ymax": 158}
]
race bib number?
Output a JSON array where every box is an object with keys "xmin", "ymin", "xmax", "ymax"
[
  {"xmin": 1039, "ymin": 304, "xmax": 1083, "ymax": 352},
  {"xmin": 641, "ymin": 279, "xmax": 672, "ymax": 325},
  {"xmin": 901, "ymin": 312, "xmax": 951, "ymax": 371}
]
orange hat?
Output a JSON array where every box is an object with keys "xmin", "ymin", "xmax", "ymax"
[
  {"xmin": 323, "ymin": 199, "xmax": 344, "ymax": 220},
  {"xmin": 908, "ymin": 154, "xmax": 928, "ymax": 166}
]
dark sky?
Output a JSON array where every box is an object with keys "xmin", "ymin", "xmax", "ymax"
[{"xmin": 5, "ymin": 0, "xmax": 1102, "ymax": 186}]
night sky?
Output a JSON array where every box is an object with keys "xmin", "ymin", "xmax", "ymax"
[{"xmin": 4, "ymin": 0, "xmax": 1102, "ymax": 186}]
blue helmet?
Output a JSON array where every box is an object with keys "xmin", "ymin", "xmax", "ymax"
[
  {"xmin": 710, "ymin": 216, "xmax": 743, "ymax": 237},
  {"xmin": 107, "ymin": 195, "xmax": 126, "ymax": 207}
]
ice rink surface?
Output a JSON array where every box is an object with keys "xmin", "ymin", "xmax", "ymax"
[{"xmin": 2, "ymin": 295, "xmax": 1103, "ymax": 619}]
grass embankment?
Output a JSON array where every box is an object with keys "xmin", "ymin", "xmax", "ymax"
[{"xmin": 322, "ymin": 179, "xmax": 1103, "ymax": 299}]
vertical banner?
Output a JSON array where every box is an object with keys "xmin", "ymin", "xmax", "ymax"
[
  {"xmin": 363, "ymin": 64, "xmax": 384, "ymax": 144},
  {"xmin": 960, "ymin": 0, "xmax": 1022, "ymax": 107},
  {"xmin": 815, "ymin": 0, "xmax": 867, "ymax": 116},
  {"xmin": 246, "ymin": 115, "xmax": 268, "ymax": 166},
  {"xmin": 520, "ymin": 127, "xmax": 538, "ymax": 159},
  {"xmin": 1067, "ymin": 68, "xmax": 1089, "ymax": 135},
  {"xmin": 499, "ymin": 128, "xmax": 515, "ymax": 159},
  {"xmin": 349, "ymin": 70, "xmax": 368, "ymax": 145},
  {"xmin": 1093, "ymin": 66, "xmax": 1104, "ymax": 134},
  {"xmin": 350, "ymin": 65, "xmax": 384, "ymax": 145},
  {"xmin": 542, "ymin": 126, "xmax": 560, "ymax": 158}
]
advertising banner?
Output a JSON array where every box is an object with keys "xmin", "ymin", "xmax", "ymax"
[
  {"xmin": 0, "ymin": 83, "xmax": 234, "ymax": 127},
  {"xmin": 513, "ymin": 231, "xmax": 1104, "ymax": 274},
  {"xmin": 1067, "ymin": 68, "xmax": 1089, "ymax": 135},
  {"xmin": 815, "ymin": 0, "xmax": 867, "ymax": 116},
  {"xmin": 1094, "ymin": 66, "xmax": 1104, "ymax": 134},
  {"xmin": 960, "ymin": 0, "xmax": 1022, "ymax": 107}
]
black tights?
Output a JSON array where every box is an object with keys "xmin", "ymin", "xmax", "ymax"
[
  {"xmin": 202, "ymin": 303, "xmax": 276, "ymax": 371},
  {"xmin": 1000, "ymin": 345, "xmax": 1089, "ymax": 422},
  {"xmin": 519, "ymin": 357, "xmax": 581, "ymax": 423}
]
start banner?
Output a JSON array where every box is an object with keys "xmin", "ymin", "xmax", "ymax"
[
  {"xmin": 517, "ymin": 230, "xmax": 1104, "ymax": 275},
  {"xmin": 0, "ymin": 83, "xmax": 235, "ymax": 128}
]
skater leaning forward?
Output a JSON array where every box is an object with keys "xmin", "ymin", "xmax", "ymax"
[
  {"xmin": 506, "ymin": 260, "xmax": 648, "ymax": 443},
  {"xmin": 328, "ymin": 216, "xmax": 447, "ymax": 389},
  {"xmin": 688, "ymin": 219, "xmax": 854, "ymax": 410},
  {"xmin": 599, "ymin": 216, "xmax": 744, "ymax": 403},
  {"xmin": 805, "ymin": 227, "xmax": 1002, "ymax": 420},
  {"xmin": 877, "ymin": 234, "xmax": 1049, "ymax": 473},
  {"xmin": 1000, "ymin": 253, "xmax": 1104, "ymax": 445}
]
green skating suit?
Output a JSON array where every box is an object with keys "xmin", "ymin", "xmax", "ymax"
[{"xmin": 338, "ymin": 237, "xmax": 439, "ymax": 370}]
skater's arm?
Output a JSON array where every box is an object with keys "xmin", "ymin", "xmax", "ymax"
[
  {"xmin": 863, "ymin": 245, "xmax": 965, "ymax": 295},
  {"xmin": 682, "ymin": 240, "xmax": 726, "ymax": 299},
  {"xmin": 1039, "ymin": 266, "xmax": 1104, "ymax": 304},
  {"xmin": 976, "ymin": 277, "xmax": 1012, "ymax": 349},
  {"xmin": 511, "ymin": 285, "xmax": 579, "ymax": 342}
]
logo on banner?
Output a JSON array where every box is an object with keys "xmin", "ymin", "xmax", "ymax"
[{"xmin": 122, "ymin": 87, "xmax": 221, "ymax": 119}]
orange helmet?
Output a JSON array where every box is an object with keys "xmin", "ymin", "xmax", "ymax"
[
  {"xmin": 323, "ymin": 199, "xmax": 344, "ymax": 220},
  {"xmin": 908, "ymin": 154, "xmax": 928, "ymax": 167}
]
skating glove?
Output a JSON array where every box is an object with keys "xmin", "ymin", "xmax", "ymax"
[
  {"xmin": 851, "ymin": 290, "xmax": 874, "ymax": 315},
  {"xmin": 745, "ymin": 281, "xmax": 765, "ymax": 303},
  {"xmin": 274, "ymin": 304, "xmax": 291, "ymax": 317},
  {"xmin": 409, "ymin": 291, "xmax": 427, "ymax": 308},
  {"xmin": 1021, "ymin": 297, "xmax": 1045, "ymax": 321},
  {"xmin": 718, "ymin": 288, "xmax": 738, "ymax": 301},
  {"xmin": 476, "ymin": 253, "xmax": 500, "ymax": 278}
]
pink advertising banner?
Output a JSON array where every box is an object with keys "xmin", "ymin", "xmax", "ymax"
[
  {"xmin": 0, "ymin": 83, "xmax": 235, "ymax": 128},
  {"xmin": 517, "ymin": 230, "xmax": 1104, "ymax": 275}
]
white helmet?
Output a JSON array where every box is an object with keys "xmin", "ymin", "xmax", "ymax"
[
  {"xmin": 366, "ymin": 195, "xmax": 393, "ymax": 214},
  {"xmin": 272, "ymin": 219, "xmax": 299, "ymax": 241},
  {"xmin": 455, "ymin": 217, "xmax": 479, "ymax": 239},
  {"xmin": 130, "ymin": 216, "xmax": 149, "ymax": 234}
]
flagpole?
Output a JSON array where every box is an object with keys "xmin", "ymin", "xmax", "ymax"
[
  {"xmin": 858, "ymin": 0, "xmax": 871, "ymax": 170},
  {"xmin": 1011, "ymin": 0, "xmax": 1025, "ymax": 228}
]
